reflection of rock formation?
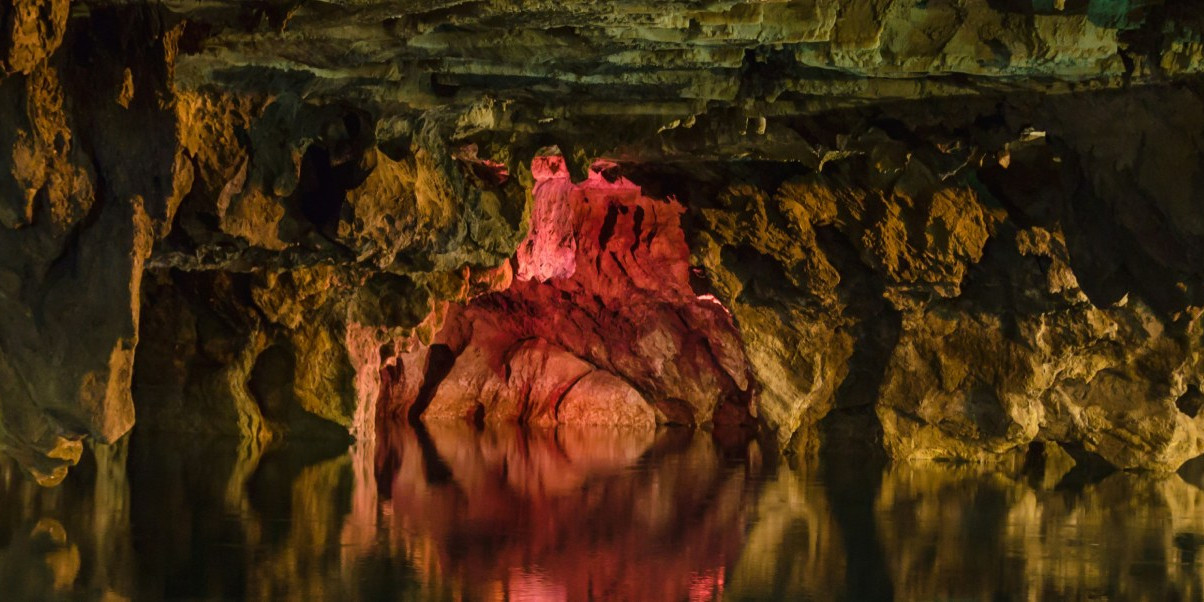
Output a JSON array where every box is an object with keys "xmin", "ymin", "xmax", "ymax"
[
  {"xmin": 374, "ymin": 422, "xmax": 760, "ymax": 601},
  {"xmin": 725, "ymin": 459, "xmax": 851, "ymax": 600},
  {"xmin": 0, "ymin": 440, "xmax": 134, "ymax": 599},
  {"xmin": 5, "ymin": 427, "xmax": 1204, "ymax": 598},
  {"xmin": 126, "ymin": 432, "xmax": 358, "ymax": 600},
  {"xmin": 875, "ymin": 464, "xmax": 1204, "ymax": 601},
  {"xmin": 726, "ymin": 452, "xmax": 1204, "ymax": 600},
  {"xmin": 0, "ymin": 425, "xmax": 758, "ymax": 600}
]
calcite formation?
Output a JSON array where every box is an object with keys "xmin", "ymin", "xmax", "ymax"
[{"xmin": 3, "ymin": 0, "xmax": 1204, "ymax": 480}]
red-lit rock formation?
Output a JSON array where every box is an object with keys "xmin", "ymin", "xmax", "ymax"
[{"xmin": 377, "ymin": 156, "xmax": 754, "ymax": 429}]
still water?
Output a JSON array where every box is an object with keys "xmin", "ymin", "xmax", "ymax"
[{"xmin": 2, "ymin": 423, "xmax": 1204, "ymax": 601}]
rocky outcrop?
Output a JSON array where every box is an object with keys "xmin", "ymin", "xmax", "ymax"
[
  {"xmin": 679, "ymin": 90, "xmax": 1204, "ymax": 470},
  {"xmin": 374, "ymin": 156, "xmax": 754, "ymax": 430},
  {"xmin": 4, "ymin": 0, "xmax": 1204, "ymax": 481}
]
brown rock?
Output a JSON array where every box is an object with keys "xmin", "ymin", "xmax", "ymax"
[{"xmin": 8, "ymin": 0, "xmax": 1204, "ymax": 482}]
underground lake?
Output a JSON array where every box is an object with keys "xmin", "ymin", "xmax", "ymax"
[{"xmin": 5, "ymin": 423, "xmax": 1204, "ymax": 600}]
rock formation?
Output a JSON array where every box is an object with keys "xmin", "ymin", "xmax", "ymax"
[
  {"xmin": 4, "ymin": 0, "xmax": 1204, "ymax": 480},
  {"xmin": 374, "ymin": 155, "xmax": 755, "ymax": 431}
]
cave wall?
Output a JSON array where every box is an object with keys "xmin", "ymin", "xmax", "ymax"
[{"xmin": 3, "ymin": 0, "xmax": 1204, "ymax": 480}]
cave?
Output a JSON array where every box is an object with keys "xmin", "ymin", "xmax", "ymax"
[{"xmin": 4, "ymin": 0, "xmax": 1204, "ymax": 599}]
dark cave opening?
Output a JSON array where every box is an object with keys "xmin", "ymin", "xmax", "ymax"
[
  {"xmin": 249, "ymin": 343, "xmax": 295, "ymax": 422},
  {"xmin": 1177, "ymin": 385, "xmax": 1204, "ymax": 419},
  {"xmin": 294, "ymin": 109, "xmax": 376, "ymax": 232},
  {"xmin": 295, "ymin": 145, "xmax": 348, "ymax": 229}
]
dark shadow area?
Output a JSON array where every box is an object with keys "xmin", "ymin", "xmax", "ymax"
[
  {"xmin": 1178, "ymin": 452, "xmax": 1204, "ymax": 491},
  {"xmin": 248, "ymin": 344, "xmax": 294, "ymax": 421},
  {"xmin": 246, "ymin": 343, "xmax": 355, "ymax": 442},
  {"xmin": 127, "ymin": 433, "xmax": 255, "ymax": 599},
  {"xmin": 1177, "ymin": 385, "xmax": 1204, "ymax": 419},
  {"xmin": 412, "ymin": 420, "xmax": 455, "ymax": 487},
  {"xmin": 1054, "ymin": 442, "xmax": 1119, "ymax": 491},
  {"xmin": 296, "ymin": 144, "xmax": 346, "ymax": 228},
  {"xmin": 406, "ymin": 344, "xmax": 456, "ymax": 425},
  {"xmin": 293, "ymin": 109, "xmax": 376, "ymax": 234},
  {"xmin": 815, "ymin": 427, "xmax": 894, "ymax": 602}
]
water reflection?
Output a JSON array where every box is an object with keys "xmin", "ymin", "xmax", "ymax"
[
  {"xmin": 373, "ymin": 424, "xmax": 758, "ymax": 601},
  {"xmin": 1, "ymin": 425, "xmax": 1204, "ymax": 600}
]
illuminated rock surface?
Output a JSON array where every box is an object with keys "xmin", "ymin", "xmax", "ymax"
[
  {"xmin": 3, "ymin": 0, "xmax": 1204, "ymax": 480},
  {"xmin": 378, "ymin": 156, "xmax": 754, "ymax": 430}
]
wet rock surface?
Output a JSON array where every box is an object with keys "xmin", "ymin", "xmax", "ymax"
[{"xmin": 2, "ymin": 1, "xmax": 1204, "ymax": 478}]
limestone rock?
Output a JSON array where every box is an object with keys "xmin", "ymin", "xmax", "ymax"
[{"xmin": 6, "ymin": 0, "xmax": 1204, "ymax": 481}]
